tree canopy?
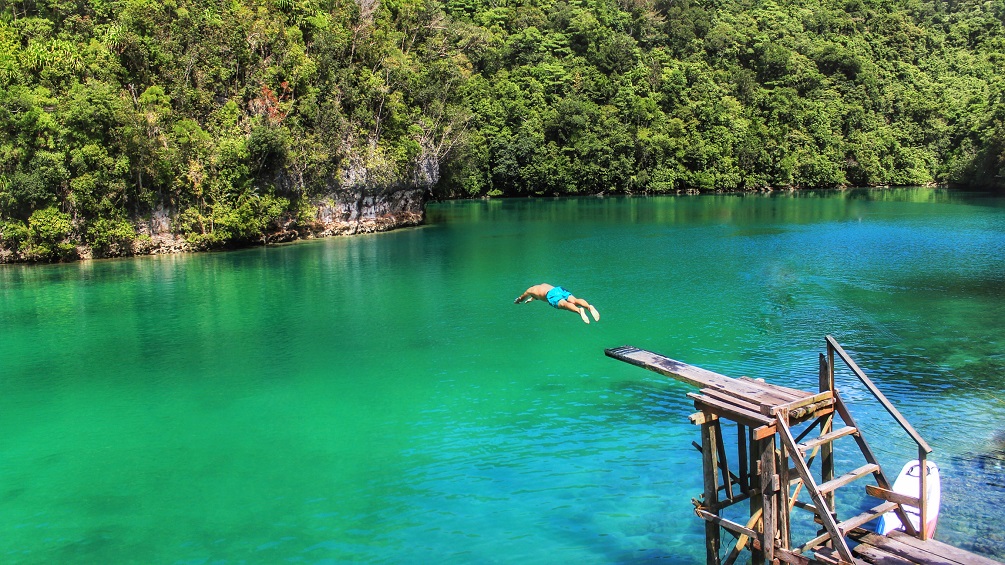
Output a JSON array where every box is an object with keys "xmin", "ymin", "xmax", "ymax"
[{"xmin": 1, "ymin": 0, "xmax": 1004, "ymax": 258}]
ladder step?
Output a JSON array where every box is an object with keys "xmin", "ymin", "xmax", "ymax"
[
  {"xmin": 837, "ymin": 501, "xmax": 897, "ymax": 533},
  {"xmin": 798, "ymin": 426, "xmax": 858, "ymax": 453},
  {"xmin": 817, "ymin": 463, "xmax": 880, "ymax": 494}
]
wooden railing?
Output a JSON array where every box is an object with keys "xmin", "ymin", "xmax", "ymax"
[{"xmin": 825, "ymin": 335, "xmax": 933, "ymax": 540}]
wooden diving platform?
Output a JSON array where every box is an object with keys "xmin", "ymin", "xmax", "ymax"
[{"xmin": 605, "ymin": 339, "xmax": 1003, "ymax": 565}]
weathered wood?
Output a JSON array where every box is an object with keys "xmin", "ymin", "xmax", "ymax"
[
  {"xmin": 605, "ymin": 346, "xmax": 812, "ymax": 409},
  {"xmin": 826, "ymin": 336, "xmax": 932, "ymax": 454},
  {"xmin": 779, "ymin": 441, "xmax": 791, "ymax": 549},
  {"xmin": 691, "ymin": 440, "xmax": 744, "ymax": 494},
  {"xmin": 776, "ymin": 416, "xmax": 855, "ymax": 563},
  {"xmin": 695, "ymin": 508, "xmax": 760, "ymax": 540},
  {"xmin": 837, "ymin": 502, "xmax": 897, "ymax": 534},
  {"xmin": 853, "ymin": 529, "xmax": 1005, "ymax": 565},
  {"xmin": 689, "ymin": 392, "xmax": 775, "ymax": 428},
  {"xmin": 799, "ymin": 426, "xmax": 859, "ymax": 453},
  {"xmin": 606, "ymin": 346, "xmax": 741, "ymax": 389},
  {"xmin": 832, "ymin": 390, "xmax": 918, "ymax": 538},
  {"xmin": 690, "ymin": 411, "xmax": 718, "ymax": 425},
  {"xmin": 773, "ymin": 547, "xmax": 816, "ymax": 565},
  {"xmin": 753, "ymin": 424, "xmax": 777, "ymax": 440},
  {"xmin": 816, "ymin": 463, "xmax": 880, "ymax": 495},
  {"xmin": 606, "ymin": 341, "xmax": 1004, "ymax": 565},
  {"xmin": 820, "ymin": 353, "xmax": 836, "ymax": 515},
  {"xmin": 750, "ymin": 432, "xmax": 765, "ymax": 564},
  {"xmin": 738, "ymin": 423, "xmax": 749, "ymax": 491},
  {"xmin": 700, "ymin": 386, "xmax": 766, "ymax": 414},
  {"xmin": 852, "ymin": 544, "xmax": 917, "ymax": 565},
  {"xmin": 771, "ymin": 391, "xmax": 834, "ymax": 416},
  {"xmin": 813, "ymin": 546, "xmax": 867, "ymax": 565},
  {"xmin": 761, "ymin": 436, "xmax": 777, "ymax": 564},
  {"xmin": 738, "ymin": 376, "xmax": 808, "ymax": 399},
  {"xmin": 713, "ymin": 420, "xmax": 735, "ymax": 501},
  {"xmin": 865, "ymin": 485, "xmax": 920, "ymax": 508},
  {"xmin": 702, "ymin": 420, "xmax": 722, "ymax": 565},
  {"xmin": 918, "ymin": 449, "xmax": 929, "ymax": 541}
]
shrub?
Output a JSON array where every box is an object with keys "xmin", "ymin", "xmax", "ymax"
[
  {"xmin": 85, "ymin": 217, "xmax": 136, "ymax": 253},
  {"xmin": 24, "ymin": 206, "xmax": 76, "ymax": 261}
]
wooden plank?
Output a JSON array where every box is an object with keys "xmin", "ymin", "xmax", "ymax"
[
  {"xmin": 814, "ymin": 546, "xmax": 868, "ymax": 565},
  {"xmin": 688, "ymin": 392, "xmax": 776, "ymax": 428},
  {"xmin": 695, "ymin": 508, "xmax": 760, "ymax": 540},
  {"xmin": 776, "ymin": 416, "xmax": 855, "ymax": 562},
  {"xmin": 706, "ymin": 380, "xmax": 801, "ymax": 412},
  {"xmin": 853, "ymin": 544, "xmax": 917, "ymax": 565},
  {"xmin": 885, "ymin": 530, "xmax": 1004, "ymax": 565},
  {"xmin": 771, "ymin": 390, "xmax": 834, "ymax": 416},
  {"xmin": 702, "ymin": 420, "xmax": 722, "ymax": 565},
  {"xmin": 773, "ymin": 547, "xmax": 814, "ymax": 565},
  {"xmin": 761, "ymin": 435, "xmax": 777, "ymax": 564},
  {"xmin": 738, "ymin": 376, "xmax": 809, "ymax": 399},
  {"xmin": 605, "ymin": 346, "xmax": 740, "ymax": 389},
  {"xmin": 849, "ymin": 531, "xmax": 954, "ymax": 564},
  {"xmin": 865, "ymin": 485, "xmax": 920, "ymax": 508},
  {"xmin": 753, "ymin": 424, "xmax": 777, "ymax": 440},
  {"xmin": 690, "ymin": 411, "xmax": 718, "ymax": 425},
  {"xmin": 820, "ymin": 353, "xmax": 836, "ymax": 514},
  {"xmin": 799, "ymin": 426, "xmax": 858, "ymax": 453},
  {"xmin": 715, "ymin": 380, "xmax": 808, "ymax": 412},
  {"xmin": 714, "ymin": 420, "xmax": 735, "ymax": 501},
  {"xmin": 817, "ymin": 463, "xmax": 880, "ymax": 494},
  {"xmin": 750, "ymin": 432, "xmax": 765, "ymax": 564},
  {"xmin": 838, "ymin": 502, "xmax": 897, "ymax": 533},
  {"xmin": 832, "ymin": 391, "xmax": 918, "ymax": 538},
  {"xmin": 701, "ymin": 386, "xmax": 766, "ymax": 414},
  {"xmin": 605, "ymin": 346, "xmax": 807, "ymax": 410}
]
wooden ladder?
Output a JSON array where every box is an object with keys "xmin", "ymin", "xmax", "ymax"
[{"xmin": 774, "ymin": 389, "xmax": 918, "ymax": 564}]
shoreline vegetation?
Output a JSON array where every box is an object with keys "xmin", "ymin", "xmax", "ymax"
[{"xmin": 2, "ymin": 0, "xmax": 1005, "ymax": 263}]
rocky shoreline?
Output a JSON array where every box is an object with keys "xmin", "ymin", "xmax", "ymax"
[{"xmin": 0, "ymin": 188, "xmax": 427, "ymax": 264}]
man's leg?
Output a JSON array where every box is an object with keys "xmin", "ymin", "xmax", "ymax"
[
  {"xmin": 558, "ymin": 299, "xmax": 590, "ymax": 323},
  {"xmin": 568, "ymin": 296, "xmax": 600, "ymax": 322}
]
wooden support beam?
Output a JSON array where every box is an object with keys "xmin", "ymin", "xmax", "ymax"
[
  {"xmin": 695, "ymin": 508, "xmax": 760, "ymax": 540},
  {"xmin": 714, "ymin": 420, "xmax": 735, "ymax": 501},
  {"xmin": 865, "ymin": 485, "xmax": 920, "ymax": 508},
  {"xmin": 701, "ymin": 420, "xmax": 722, "ymax": 565},
  {"xmin": 816, "ymin": 463, "xmax": 880, "ymax": 494},
  {"xmin": 689, "ymin": 392, "xmax": 775, "ymax": 429},
  {"xmin": 832, "ymin": 391, "xmax": 919, "ymax": 539},
  {"xmin": 750, "ymin": 432, "xmax": 765, "ymax": 564},
  {"xmin": 776, "ymin": 414, "xmax": 855, "ymax": 563},
  {"xmin": 760, "ymin": 435, "xmax": 777, "ymax": 564}
]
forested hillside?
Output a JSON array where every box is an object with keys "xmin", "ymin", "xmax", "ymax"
[{"xmin": 2, "ymin": 0, "xmax": 1004, "ymax": 260}]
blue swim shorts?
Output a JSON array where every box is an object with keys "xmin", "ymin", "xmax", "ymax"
[{"xmin": 546, "ymin": 286, "xmax": 572, "ymax": 308}]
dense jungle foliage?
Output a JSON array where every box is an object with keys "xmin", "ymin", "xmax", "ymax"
[{"xmin": 1, "ymin": 0, "xmax": 1004, "ymax": 259}]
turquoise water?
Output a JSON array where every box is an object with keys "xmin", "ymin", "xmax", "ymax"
[{"xmin": 1, "ymin": 189, "xmax": 1003, "ymax": 563}]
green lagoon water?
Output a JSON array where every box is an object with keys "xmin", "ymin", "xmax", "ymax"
[{"xmin": 1, "ymin": 189, "xmax": 1004, "ymax": 563}]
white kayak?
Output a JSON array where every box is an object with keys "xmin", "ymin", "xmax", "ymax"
[{"xmin": 877, "ymin": 459, "xmax": 941, "ymax": 538}]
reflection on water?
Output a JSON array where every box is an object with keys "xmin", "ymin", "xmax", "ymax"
[{"xmin": 1, "ymin": 188, "xmax": 1003, "ymax": 563}]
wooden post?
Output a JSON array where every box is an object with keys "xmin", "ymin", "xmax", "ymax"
[
  {"xmin": 819, "ymin": 353, "xmax": 835, "ymax": 516},
  {"xmin": 750, "ymin": 431, "xmax": 764, "ymax": 564},
  {"xmin": 714, "ymin": 420, "xmax": 734, "ymax": 501},
  {"xmin": 778, "ymin": 440, "xmax": 791, "ymax": 550},
  {"xmin": 760, "ymin": 435, "xmax": 777, "ymax": 564},
  {"xmin": 918, "ymin": 447, "xmax": 928, "ymax": 541},
  {"xmin": 702, "ymin": 420, "xmax": 722, "ymax": 565},
  {"xmin": 738, "ymin": 423, "xmax": 748, "ymax": 491}
]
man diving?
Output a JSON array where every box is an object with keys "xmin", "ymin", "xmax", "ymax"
[{"xmin": 514, "ymin": 283, "xmax": 601, "ymax": 324}]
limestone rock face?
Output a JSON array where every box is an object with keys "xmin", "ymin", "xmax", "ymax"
[{"xmin": 0, "ymin": 188, "xmax": 428, "ymax": 263}]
